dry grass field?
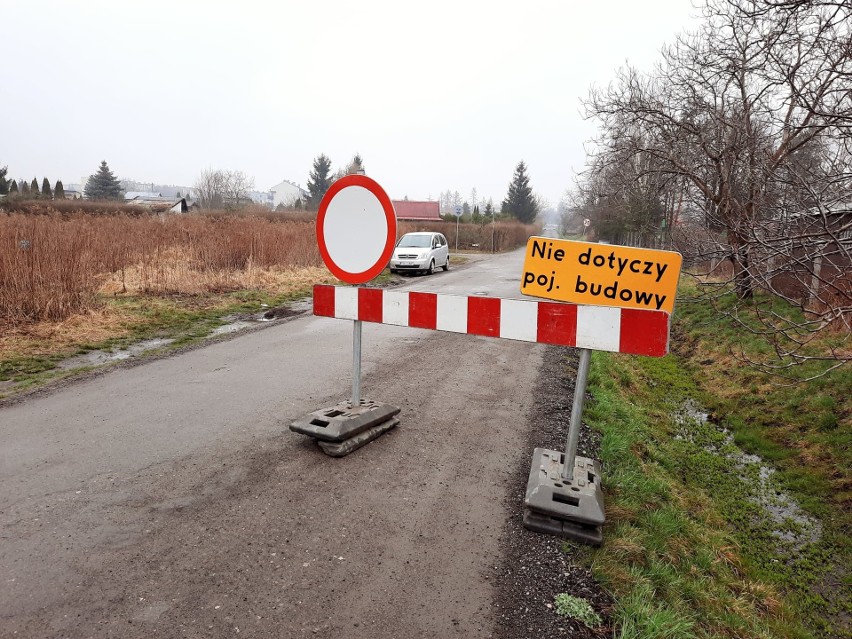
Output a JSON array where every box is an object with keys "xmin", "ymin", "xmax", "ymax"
[
  {"xmin": 0, "ymin": 212, "xmax": 323, "ymax": 326},
  {"xmin": 0, "ymin": 208, "xmax": 536, "ymax": 388}
]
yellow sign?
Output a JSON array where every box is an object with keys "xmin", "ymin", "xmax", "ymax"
[{"xmin": 521, "ymin": 238, "xmax": 682, "ymax": 313}]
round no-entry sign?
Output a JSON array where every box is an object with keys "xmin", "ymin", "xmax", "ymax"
[{"xmin": 316, "ymin": 175, "xmax": 397, "ymax": 284}]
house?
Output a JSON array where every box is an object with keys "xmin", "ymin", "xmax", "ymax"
[
  {"xmin": 122, "ymin": 191, "xmax": 190, "ymax": 214},
  {"xmin": 64, "ymin": 185, "xmax": 83, "ymax": 199},
  {"xmin": 391, "ymin": 200, "xmax": 441, "ymax": 222},
  {"xmin": 169, "ymin": 198, "xmax": 189, "ymax": 214},
  {"xmin": 269, "ymin": 180, "xmax": 309, "ymax": 208},
  {"xmin": 249, "ymin": 190, "xmax": 275, "ymax": 209}
]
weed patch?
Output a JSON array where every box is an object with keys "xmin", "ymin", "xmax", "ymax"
[{"xmin": 554, "ymin": 593, "xmax": 602, "ymax": 627}]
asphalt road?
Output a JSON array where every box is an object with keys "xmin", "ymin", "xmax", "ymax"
[{"xmin": 1, "ymin": 248, "xmax": 550, "ymax": 638}]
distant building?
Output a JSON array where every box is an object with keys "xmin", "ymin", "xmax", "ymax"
[
  {"xmin": 64, "ymin": 185, "xmax": 84, "ymax": 199},
  {"xmin": 125, "ymin": 191, "xmax": 167, "ymax": 202},
  {"xmin": 249, "ymin": 190, "xmax": 275, "ymax": 208},
  {"xmin": 169, "ymin": 198, "xmax": 189, "ymax": 214},
  {"xmin": 769, "ymin": 203, "xmax": 852, "ymax": 305},
  {"xmin": 392, "ymin": 200, "xmax": 441, "ymax": 222},
  {"xmin": 121, "ymin": 180, "xmax": 195, "ymax": 200},
  {"xmin": 269, "ymin": 180, "xmax": 308, "ymax": 208}
]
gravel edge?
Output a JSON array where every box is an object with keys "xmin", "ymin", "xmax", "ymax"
[{"xmin": 494, "ymin": 346, "xmax": 615, "ymax": 639}]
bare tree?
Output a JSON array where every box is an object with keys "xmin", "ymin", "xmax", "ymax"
[
  {"xmin": 194, "ymin": 169, "xmax": 226, "ymax": 209},
  {"xmin": 581, "ymin": 0, "xmax": 851, "ymax": 373},
  {"xmin": 194, "ymin": 169, "xmax": 255, "ymax": 210},
  {"xmin": 331, "ymin": 154, "xmax": 366, "ymax": 182},
  {"xmin": 223, "ymin": 170, "xmax": 255, "ymax": 209}
]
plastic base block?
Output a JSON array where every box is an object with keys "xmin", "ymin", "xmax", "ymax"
[
  {"xmin": 289, "ymin": 399, "xmax": 400, "ymax": 443},
  {"xmin": 317, "ymin": 418, "xmax": 399, "ymax": 457},
  {"xmin": 522, "ymin": 508, "xmax": 603, "ymax": 547},
  {"xmin": 524, "ymin": 448, "xmax": 605, "ymax": 525}
]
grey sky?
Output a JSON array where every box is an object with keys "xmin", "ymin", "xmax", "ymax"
[{"xmin": 2, "ymin": 0, "xmax": 698, "ymax": 208}]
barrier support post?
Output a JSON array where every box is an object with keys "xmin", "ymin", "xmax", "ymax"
[
  {"xmin": 352, "ymin": 319, "xmax": 362, "ymax": 406},
  {"xmin": 562, "ymin": 348, "xmax": 591, "ymax": 482}
]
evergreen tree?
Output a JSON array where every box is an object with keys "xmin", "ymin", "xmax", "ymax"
[
  {"xmin": 0, "ymin": 164, "xmax": 8, "ymax": 195},
  {"xmin": 9, "ymin": 180, "xmax": 18, "ymax": 194},
  {"xmin": 84, "ymin": 160, "xmax": 124, "ymax": 200},
  {"xmin": 21, "ymin": 180, "xmax": 30, "ymax": 196},
  {"xmin": 349, "ymin": 153, "xmax": 364, "ymax": 174},
  {"xmin": 501, "ymin": 161, "xmax": 539, "ymax": 224},
  {"xmin": 31, "ymin": 177, "xmax": 40, "ymax": 196},
  {"xmin": 484, "ymin": 200, "xmax": 494, "ymax": 217},
  {"xmin": 307, "ymin": 153, "xmax": 333, "ymax": 208},
  {"xmin": 42, "ymin": 178, "xmax": 52, "ymax": 199},
  {"xmin": 54, "ymin": 180, "xmax": 65, "ymax": 199}
]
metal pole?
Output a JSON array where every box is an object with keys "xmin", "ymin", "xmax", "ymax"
[
  {"xmin": 352, "ymin": 319, "xmax": 362, "ymax": 407},
  {"xmin": 562, "ymin": 348, "xmax": 592, "ymax": 482},
  {"xmin": 455, "ymin": 215, "xmax": 459, "ymax": 252}
]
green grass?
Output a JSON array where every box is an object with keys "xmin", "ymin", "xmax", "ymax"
[
  {"xmin": 572, "ymin": 281, "xmax": 851, "ymax": 637},
  {"xmin": 0, "ymin": 354, "xmax": 62, "ymax": 381},
  {"xmin": 0, "ymin": 268, "xmax": 396, "ymax": 398},
  {"xmin": 0, "ymin": 287, "xmax": 317, "ymax": 396}
]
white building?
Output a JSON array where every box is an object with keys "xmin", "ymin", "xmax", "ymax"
[
  {"xmin": 249, "ymin": 190, "xmax": 275, "ymax": 208},
  {"xmin": 269, "ymin": 180, "xmax": 308, "ymax": 209}
]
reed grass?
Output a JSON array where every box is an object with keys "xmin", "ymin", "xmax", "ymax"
[
  {"xmin": 1, "ymin": 210, "xmax": 535, "ymax": 328},
  {"xmin": 0, "ymin": 212, "xmax": 322, "ymax": 327}
]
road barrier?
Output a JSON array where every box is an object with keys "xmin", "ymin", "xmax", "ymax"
[
  {"xmin": 312, "ymin": 285, "xmax": 671, "ymax": 357},
  {"xmin": 295, "ymin": 178, "xmax": 683, "ymax": 546}
]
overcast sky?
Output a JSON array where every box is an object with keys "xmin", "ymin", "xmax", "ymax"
[{"xmin": 2, "ymin": 0, "xmax": 699, "ymax": 208}]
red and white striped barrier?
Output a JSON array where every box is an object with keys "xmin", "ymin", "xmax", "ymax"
[{"xmin": 313, "ymin": 285, "xmax": 670, "ymax": 357}]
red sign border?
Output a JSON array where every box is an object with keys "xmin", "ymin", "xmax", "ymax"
[{"xmin": 316, "ymin": 175, "xmax": 397, "ymax": 284}]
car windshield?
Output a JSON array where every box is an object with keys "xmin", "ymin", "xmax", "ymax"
[{"xmin": 397, "ymin": 235, "xmax": 432, "ymax": 248}]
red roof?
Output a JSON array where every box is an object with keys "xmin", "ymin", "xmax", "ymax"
[{"xmin": 392, "ymin": 200, "xmax": 441, "ymax": 221}]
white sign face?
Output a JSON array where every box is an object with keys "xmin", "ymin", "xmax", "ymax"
[{"xmin": 322, "ymin": 185, "xmax": 390, "ymax": 274}]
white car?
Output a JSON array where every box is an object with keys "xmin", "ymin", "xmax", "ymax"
[{"xmin": 389, "ymin": 232, "xmax": 450, "ymax": 275}]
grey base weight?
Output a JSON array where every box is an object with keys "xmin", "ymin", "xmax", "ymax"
[
  {"xmin": 289, "ymin": 399, "xmax": 401, "ymax": 443},
  {"xmin": 523, "ymin": 448, "xmax": 605, "ymax": 545},
  {"xmin": 522, "ymin": 509, "xmax": 603, "ymax": 546},
  {"xmin": 318, "ymin": 418, "xmax": 399, "ymax": 457}
]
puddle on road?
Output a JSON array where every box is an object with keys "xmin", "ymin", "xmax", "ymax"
[
  {"xmin": 283, "ymin": 298, "xmax": 312, "ymax": 314},
  {"xmin": 0, "ymin": 379, "xmax": 19, "ymax": 394},
  {"xmin": 674, "ymin": 399, "xmax": 821, "ymax": 549},
  {"xmin": 209, "ymin": 318, "xmax": 257, "ymax": 337},
  {"xmin": 54, "ymin": 299, "xmax": 311, "ymax": 372},
  {"xmin": 56, "ymin": 338, "xmax": 176, "ymax": 370},
  {"xmin": 208, "ymin": 304, "xmax": 305, "ymax": 336}
]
